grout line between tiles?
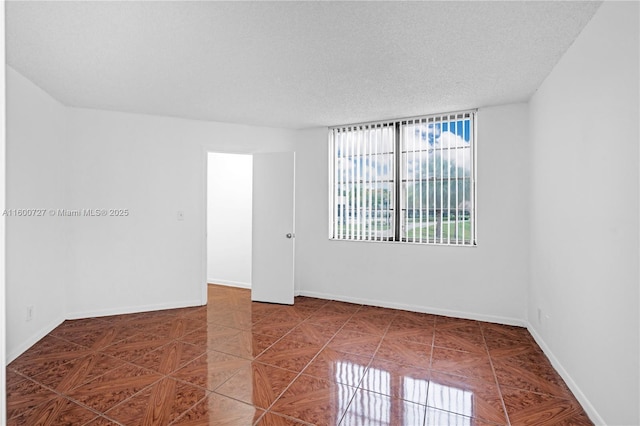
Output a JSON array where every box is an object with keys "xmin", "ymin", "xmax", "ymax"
[
  {"xmin": 262, "ymin": 302, "xmax": 363, "ymax": 424},
  {"xmin": 17, "ymin": 374, "xmax": 108, "ymax": 425},
  {"xmin": 481, "ymin": 325, "xmax": 512, "ymax": 426}
]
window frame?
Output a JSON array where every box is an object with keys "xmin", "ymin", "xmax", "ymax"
[{"xmin": 328, "ymin": 110, "xmax": 477, "ymax": 246}]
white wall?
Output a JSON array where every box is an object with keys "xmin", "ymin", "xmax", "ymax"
[
  {"xmin": 5, "ymin": 66, "xmax": 297, "ymax": 359},
  {"xmin": 6, "ymin": 67, "xmax": 70, "ymax": 361},
  {"xmin": 207, "ymin": 153, "xmax": 252, "ymax": 288},
  {"xmin": 294, "ymin": 103, "xmax": 530, "ymax": 324},
  {"xmin": 528, "ymin": 2, "xmax": 639, "ymax": 425},
  {"xmin": 64, "ymin": 108, "xmax": 296, "ymax": 319}
]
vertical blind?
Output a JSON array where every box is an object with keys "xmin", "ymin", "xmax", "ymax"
[
  {"xmin": 329, "ymin": 110, "xmax": 476, "ymax": 246},
  {"xmin": 330, "ymin": 121, "xmax": 396, "ymax": 241}
]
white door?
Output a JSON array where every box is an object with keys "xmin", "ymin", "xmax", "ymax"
[{"xmin": 251, "ymin": 152, "xmax": 295, "ymax": 304}]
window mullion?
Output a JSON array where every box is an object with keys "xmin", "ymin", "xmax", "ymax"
[{"xmin": 394, "ymin": 122, "xmax": 401, "ymax": 242}]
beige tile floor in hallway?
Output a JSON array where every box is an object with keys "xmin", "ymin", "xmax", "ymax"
[{"xmin": 6, "ymin": 284, "xmax": 593, "ymax": 425}]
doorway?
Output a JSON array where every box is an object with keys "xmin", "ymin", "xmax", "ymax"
[{"xmin": 206, "ymin": 152, "xmax": 253, "ymax": 289}]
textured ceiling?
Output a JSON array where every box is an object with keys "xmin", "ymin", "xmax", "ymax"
[{"xmin": 6, "ymin": 1, "xmax": 601, "ymax": 129}]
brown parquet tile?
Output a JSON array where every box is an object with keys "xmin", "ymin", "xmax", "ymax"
[
  {"xmin": 488, "ymin": 342, "xmax": 550, "ymax": 366},
  {"xmin": 256, "ymin": 336, "xmax": 322, "ymax": 372},
  {"xmin": 270, "ymin": 374, "xmax": 357, "ymax": 425},
  {"xmin": 286, "ymin": 322, "xmax": 339, "ymax": 346},
  {"xmin": 105, "ymin": 377, "xmax": 206, "ymax": 425},
  {"xmin": 5, "ymin": 284, "xmax": 594, "ymax": 425},
  {"xmin": 215, "ymin": 362, "xmax": 297, "ymax": 409},
  {"xmin": 434, "ymin": 327, "xmax": 487, "ymax": 354},
  {"xmin": 501, "ymin": 387, "xmax": 594, "ymax": 426},
  {"xmin": 101, "ymin": 332, "xmax": 173, "ymax": 363},
  {"xmin": 171, "ymin": 350, "xmax": 250, "ymax": 391},
  {"xmin": 435, "ymin": 316, "xmax": 481, "ymax": 331},
  {"xmin": 322, "ymin": 300, "xmax": 361, "ymax": 315},
  {"xmin": 6, "ymin": 376, "xmax": 59, "ymax": 420},
  {"xmin": 179, "ymin": 324, "xmax": 242, "ymax": 352},
  {"xmin": 327, "ymin": 328, "xmax": 382, "ymax": 357},
  {"xmin": 130, "ymin": 340, "xmax": 206, "ymax": 374},
  {"xmin": 305, "ymin": 311, "xmax": 353, "ymax": 329},
  {"xmin": 256, "ymin": 411, "xmax": 314, "ymax": 425},
  {"xmin": 251, "ymin": 317, "xmax": 301, "ymax": 339},
  {"xmin": 342, "ymin": 312, "xmax": 394, "ymax": 335},
  {"xmin": 250, "ymin": 302, "xmax": 284, "ymax": 318},
  {"xmin": 66, "ymin": 363, "xmax": 163, "ymax": 412},
  {"xmin": 210, "ymin": 330, "xmax": 279, "ymax": 360},
  {"xmin": 8, "ymin": 335, "xmax": 93, "ymax": 377},
  {"xmin": 265, "ymin": 306, "xmax": 313, "ymax": 325},
  {"xmin": 428, "ymin": 371, "xmax": 507, "ymax": 424},
  {"xmin": 145, "ymin": 316, "xmax": 207, "ymax": 339},
  {"xmin": 172, "ymin": 392, "xmax": 264, "ymax": 425},
  {"xmin": 430, "ymin": 346, "xmax": 495, "ymax": 383},
  {"xmin": 8, "ymin": 395, "xmax": 98, "ymax": 426},
  {"xmin": 375, "ymin": 337, "xmax": 432, "ymax": 368},
  {"xmin": 206, "ymin": 310, "xmax": 255, "ymax": 330},
  {"xmin": 493, "ymin": 357, "xmax": 572, "ymax": 398},
  {"xmin": 302, "ymin": 348, "xmax": 370, "ymax": 387},
  {"xmin": 385, "ymin": 321, "xmax": 435, "ymax": 345},
  {"xmin": 424, "ymin": 407, "xmax": 502, "ymax": 426},
  {"xmin": 68, "ymin": 323, "xmax": 142, "ymax": 351},
  {"xmin": 482, "ymin": 322, "xmax": 534, "ymax": 341},
  {"xmin": 85, "ymin": 415, "xmax": 123, "ymax": 425},
  {"xmin": 33, "ymin": 351, "xmax": 126, "ymax": 391},
  {"xmin": 50, "ymin": 318, "xmax": 130, "ymax": 348}
]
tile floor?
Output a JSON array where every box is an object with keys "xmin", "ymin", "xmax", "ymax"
[{"xmin": 6, "ymin": 284, "xmax": 593, "ymax": 425}]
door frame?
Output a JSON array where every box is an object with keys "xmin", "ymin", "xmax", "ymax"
[
  {"xmin": 201, "ymin": 148, "xmax": 297, "ymax": 305},
  {"xmin": 201, "ymin": 147, "xmax": 255, "ymax": 304}
]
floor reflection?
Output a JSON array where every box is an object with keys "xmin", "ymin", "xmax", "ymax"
[
  {"xmin": 425, "ymin": 407, "xmax": 473, "ymax": 426},
  {"xmin": 341, "ymin": 363, "xmax": 390, "ymax": 424},
  {"xmin": 336, "ymin": 359, "xmax": 477, "ymax": 425},
  {"xmin": 337, "ymin": 360, "xmax": 430, "ymax": 425},
  {"xmin": 427, "ymin": 380, "xmax": 474, "ymax": 419}
]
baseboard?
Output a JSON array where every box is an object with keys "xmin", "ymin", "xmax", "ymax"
[
  {"xmin": 207, "ymin": 279, "xmax": 251, "ymax": 289},
  {"xmin": 6, "ymin": 314, "xmax": 66, "ymax": 364},
  {"xmin": 527, "ymin": 325, "xmax": 606, "ymax": 425},
  {"xmin": 297, "ymin": 290, "xmax": 526, "ymax": 327},
  {"xmin": 66, "ymin": 299, "xmax": 204, "ymax": 320}
]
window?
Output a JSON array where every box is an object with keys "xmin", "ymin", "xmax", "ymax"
[{"xmin": 329, "ymin": 110, "xmax": 476, "ymax": 246}]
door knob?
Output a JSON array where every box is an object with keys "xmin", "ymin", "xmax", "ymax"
[{"xmin": 286, "ymin": 233, "xmax": 293, "ymax": 239}]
